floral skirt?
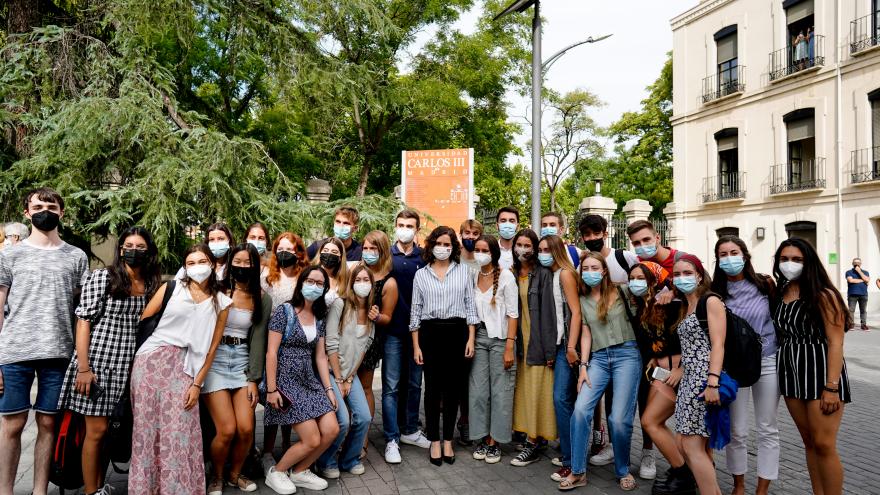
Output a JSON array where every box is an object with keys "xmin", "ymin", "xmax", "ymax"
[{"xmin": 129, "ymin": 346, "xmax": 205, "ymax": 495}]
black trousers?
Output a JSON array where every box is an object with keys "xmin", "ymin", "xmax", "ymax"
[{"xmin": 419, "ymin": 318, "xmax": 468, "ymax": 442}]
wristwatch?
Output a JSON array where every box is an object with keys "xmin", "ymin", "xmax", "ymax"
[{"xmin": 335, "ymin": 377, "xmax": 344, "ymax": 384}]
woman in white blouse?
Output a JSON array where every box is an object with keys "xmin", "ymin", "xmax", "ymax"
[
  {"xmin": 468, "ymin": 235, "xmax": 518, "ymax": 465},
  {"xmin": 129, "ymin": 244, "xmax": 232, "ymax": 495}
]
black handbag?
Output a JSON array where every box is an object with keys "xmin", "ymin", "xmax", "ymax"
[{"xmin": 105, "ymin": 280, "xmax": 177, "ymax": 471}]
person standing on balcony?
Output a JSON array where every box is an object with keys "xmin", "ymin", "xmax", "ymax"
[
  {"xmin": 845, "ymin": 258, "xmax": 870, "ymax": 330},
  {"xmin": 794, "ymin": 31, "xmax": 807, "ymax": 70}
]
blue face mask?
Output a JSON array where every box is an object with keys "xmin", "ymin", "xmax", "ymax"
[
  {"xmin": 537, "ymin": 253, "xmax": 554, "ymax": 267},
  {"xmin": 581, "ymin": 271, "xmax": 603, "ymax": 287},
  {"xmin": 208, "ymin": 241, "xmax": 229, "ymax": 258},
  {"xmin": 673, "ymin": 275, "xmax": 699, "ymax": 294},
  {"xmin": 248, "ymin": 239, "xmax": 266, "ymax": 255},
  {"xmin": 540, "ymin": 226, "xmax": 558, "ymax": 238},
  {"xmin": 634, "ymin": 243, "xmax": 658, "ymax": 259},
  {"xmin": 461, "ymin": 239, "xmax": 476, "ymax": 251},
  {"xmin": 333, "ymin": 225, "xmax": 352, "ymax": 241},
  {"xmin": 498, "ymin": 222, "xmax": 517, "ymax": 240},
  {"xmin": 719, "ymin": 255, "xmax": 745, "ymax": 276},
  {"xmin": 362, "ymin": 252, "xmax": 380, "ymax": 266},
  {"xmin": 628, "ymin": 279, "xmax": 649, "ymax": 297},
  {"xmin": 301, "ymin": 284, "xmax": 324, "ymax": 302}
]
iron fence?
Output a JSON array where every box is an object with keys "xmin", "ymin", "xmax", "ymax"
[
  {"xmin": 769, "ymin": 34, "xmax": 825, "ymax": 82},
  {"xmin": 701, "ymin": 171, "xmax": 746, "ymax": 203},
  {"xmin": 851, "ymin": 146, "xmax": 880, "ymax": 184},
  {"xmin": 701, "ymin": 65, "xmax": 745, "ymax": 103},
  {"xmin": 770, "ymin": 158, "xmax": 826, "ymax": 194},
  {"xmin": 850, "ymin": 14, "xmax": 880, "ymax": 55}
]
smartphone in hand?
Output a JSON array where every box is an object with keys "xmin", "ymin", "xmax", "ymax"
[
  {"xmin": 651, "ymin": 366, "xmax": 671, "ymax": 382},
  {"xmin": 89, "ymin": 382, "xmax": 106, "ymax": 403}
]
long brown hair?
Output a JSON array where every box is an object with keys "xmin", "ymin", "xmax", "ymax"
[
  {"xmin": 266, "ymin": 232, "xmax": 309, "ymax": 286},
  {"xmin": 579, "ymin": 252, "xmax": 616, "ymax": 323},
  {"xmin": 475, "ymin": 235, "xmax": 501, "ymax": 305},
  {"xmin": 363, "ymin": 230, "xmax": 393, "ymax": 275},
  {"xmin": 340, "ymin": 264, "xmax": 374, "ymax": 335}
]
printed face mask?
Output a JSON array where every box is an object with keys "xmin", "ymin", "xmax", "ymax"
[
  {"xmin": 515, "ymin": 247, "xmax": 533, "ymax": 261},
  {"xmin": 432, "ymin": 246, "xmax": 452, "ymax": 261}
]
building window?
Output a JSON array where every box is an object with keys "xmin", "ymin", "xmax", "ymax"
[
  {"xmin": 785, "ymin": 220, "xmax": 817, "ymax": 248},
  {"xmin": 715, "ymin": 25, "xmax": 738, "ymax": 96},
  {"xmin": 853, "ymin": 89, "xmax": 880, "ymax": 183},
  {"xmin": 775, "ymin": 0, "xmax": 818, "ymax": 75},
  {"xmin": 871, "ymin": 90, "xmax": 880, "ymax": 170},
  {"xmin": 715, "ymin": 128, "xmax": 740, "ymax": 198},
  {"xmin": 785, "ymin": 108, "xmax": 816, "ymax": 186},
  {"xmin": 716, "ymin": 227, "xmax": 740, "ymax": 239}
]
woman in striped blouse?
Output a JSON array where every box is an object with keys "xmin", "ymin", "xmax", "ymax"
[
  {"xmin": 410, "ymin": 226, "xmax": 479, "ymax": 466},
  {"xmin": 772, "ymin": 238, "xmax": 850, "ymax": 495}
]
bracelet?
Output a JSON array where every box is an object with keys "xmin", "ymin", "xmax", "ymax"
[
  {"xmin": 345, "ymin": 377, "xmax": 354, "ymax": 383},
  {"xmin": 506, "ymin": 337, "xmax": 516, "ymax": 341},
  {"xmin": 579, "ymin": 361, "xmax": 590, "ymax": 368},
  {"xmin": 706, "ymin": 384, "xmax": 720, "ymax": 389},
  {"xmin": 191, "ymin": 382, "xmax": 203, "ymax": 389},
  {"xmin": 266, "ymin": 389, "xmax": 278, "ymax": 394},
  {"xmin": 325, "ymin": 386, "xmax": 333, "ymax": 392},
  {"xmin": 566, "ymin": 347, "xmax": 576, "ymax": 351},
  {"xmin": 707, "ymin": 372, "xmax": 721, "ymax": 379},
  {"xmin": 77, "ymin": 368, "xmax": 92, "ymax": 374},
  {"xmin": 823, "ymin": 386, "xmax": 839, "ymax": 393},
  {"xmin": 334, "ymin": 377, "xmax": 344, "ymax": 384}
]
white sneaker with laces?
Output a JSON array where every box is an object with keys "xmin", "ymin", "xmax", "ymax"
[
  {"xmin": 99, "ymin": 485, "xmax": 115, "ymax": 495},
  {"xmin": 288, "ymin": 470, "xmax": 328, "ymax": 491},
  {"xmin": 319, "ymin": 467, "xmax": 340, "ymax": 479},
  {"xmin": 400, "ymin": 430, "xmax": 431, "ymax": 448},
  {"xmin": 385, "ymin": 440, "xmax": 402, "ymax": 464},
  {"xmin": 261, "ymin": 453, "xmax": 277, "ymax": 476},
  {"xmin": 639, "ymin": 448, "xmax": 656, "ymax": 479},
  {"xmin": 264, "ymin": 467, "xmax": 297, "ymax": 494},
  {"xmin": 348, "ymin": 463, "xmax": 366, "ymax": 475},
  {"xmin": 589, "ymin": 443, "xmax": 615, "ymax": 466}
]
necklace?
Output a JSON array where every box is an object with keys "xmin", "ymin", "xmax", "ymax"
[{"xmin": 479, "ymin": 269, "xmax": 495, "ymax": 277}]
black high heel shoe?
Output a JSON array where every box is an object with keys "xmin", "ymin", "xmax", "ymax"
[
  {"xmin": 429, "ymin": 442, "xmax": 442, "ymax": 466},
  {"xmin": 442, "ymin": 454, "xmax": 455, "ymax": 465}
]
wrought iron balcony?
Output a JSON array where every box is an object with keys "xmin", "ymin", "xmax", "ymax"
[
  {"xmin": 701, "ymin": 66, "xmax": 745, "ymax": 104},
  {"xmin": 851, "ymin": 146, "xmax": 880, "ymax": 184},
  {"xmin": 702, "ymin": 171, "xmax": 746, "ymax": 203},
  {"xmin": 850, "ymin": 14, "xmax": 880, "ymax": 55},
  {"xmin": 769, "ymin": 34, "xmax": 825, "ymax": 82},
  {"xmin": 770, "ymin": 158, "xmax": 826, "ymax": 194}
]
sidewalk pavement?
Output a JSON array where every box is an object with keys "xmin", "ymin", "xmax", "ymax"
[{"xmin": 13, "ymin": 313, "xmax": 880, "ymax": 494}]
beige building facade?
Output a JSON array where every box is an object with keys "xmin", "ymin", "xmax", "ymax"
[{"xmin": 667, "ymin": 0, "xmax": 880, "ymax": 307}]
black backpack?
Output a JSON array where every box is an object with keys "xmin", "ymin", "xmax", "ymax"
[
  {"xmin": 696, "ymin": 293, "xmax": 762, "ymax": 387},
  {"xmin": 50, "ymin": 410, "xmax": 86, "ymax": 491}
]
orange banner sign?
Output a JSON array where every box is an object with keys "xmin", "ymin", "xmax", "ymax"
[{"xmin": 401, "ymin": 148, "xmax": 475, "ymax": 229}]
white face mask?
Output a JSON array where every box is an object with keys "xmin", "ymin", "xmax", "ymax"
[
  {"xmin": 396, "ymin": 227, "xmax": 416, "ymax": 244},
  {"xmin": 779, "ymin": 261, "xmax": 804, "ymax": 281},
  {"xmin": 432, "ymin": 246, "xmax": 452, "ymax": 261},
  {"xmin": 186, "ymin": 264, "xmax": 213, "ymax": 283},
  {"xmin": 474, "ymin": 253, "xmax": 492, "ymax": 267},
  {"xmin": 352, "ymin": 282, "xmax": 372, "ymax": 298}
]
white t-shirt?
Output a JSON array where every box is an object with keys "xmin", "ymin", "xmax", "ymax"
[
  {"xmin": 302, "ymin": 323, "xmax": 317, "ymax": 343},
  {"xmin": 137, "ymin": 283, "xmax": 233, "ymax": 378},
  {"xmin": 498, "ymin": 242, "xmax": 514, "ymax": 270},
  {"xmin": 473, "ymin": 269, "xmax": 519, "ymax": 339},
  {"xmin": 552, "ymin": 270, "xmax": 565, "ymax": 345},
  {"xmin": 603, "ymin": 249, "xmax": 639, "ymax": 284}
]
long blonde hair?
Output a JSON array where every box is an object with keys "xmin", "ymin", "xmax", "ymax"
[
  {"xmin": 340, "ymin": 264, "xmax": 374, "ymax": 335},
  {"xmin": 314, "ymin": 237, "xmax": 349, "ymax": 293},
  {"xmin": 579, "ymin": 252, "xmax": 616, "ymax": 323}
]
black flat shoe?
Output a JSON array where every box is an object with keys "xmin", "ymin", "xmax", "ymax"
[
  {"xmin": 443, "ymin": 454, "xmax": 455, "ymax": 465},
  {"xmin": 429, "ymin": 454, "xmax": 443, "ymax": 466}
]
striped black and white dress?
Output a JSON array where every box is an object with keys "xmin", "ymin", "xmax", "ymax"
[{"xmin": 773, "ymin": 297, "xmax": 851, "ymax": 403}]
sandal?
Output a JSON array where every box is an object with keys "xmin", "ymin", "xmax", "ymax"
[
  {"xmin": 558, "ymin": 475, "xmax": 587, "ymax": 491},
  {"xmin": 618, "ymin": 474, "xmax": 637, "ymax": 491}
]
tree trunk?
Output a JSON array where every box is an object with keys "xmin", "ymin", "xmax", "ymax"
[
  {"xmin": 7, "ymin": 0, "xmax": 40, "ymax": 34},
  {"xmin": 356, "ymin": 153, "xmax": 372, "ymax": 197}
]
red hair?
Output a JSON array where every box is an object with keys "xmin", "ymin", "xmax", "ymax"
[{"xmin": 265, "ymin": 232, "xmax": 309, "ymax": 285}]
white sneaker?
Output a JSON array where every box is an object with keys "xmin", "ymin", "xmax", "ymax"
[
  {"xmin": 261, "ymin": 453, "xmax": 277, "ymax": 476},
  {"xmin": 384, "ymin": 440, "xmax": 402, "ymax": 464},
  {"xmin": 551, "ymin": 456, "xmax": 563, "ymax": 467},
  {"xmin": 347, "ymin": 463, "xmax": 366, "ymax": 475},
  {"xmin": 639, "ymin": 448, "xmax": 656, "ymax": 480},
  {"xmin": 589, "ymin": 444, "xmax": 614, "ymax": 466},
  {"xmin": 264, "ymin": 467, "xmax": 296, "ymax": 494},
  {"xmin": 319, "ymin": 467, "xmax": 340, "ymax": 479},
  {"xmin": 288, "ymin": 470, "xmax": 328, "ymax": 491},
  {"xmin": 400, "ymin": 430, "xmax": 431, "ymax": 448},
  {"xmin": 98, "ymin": 485, "xmax": 116, "ymax": 495}
]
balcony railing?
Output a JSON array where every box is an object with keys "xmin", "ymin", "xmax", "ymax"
[
  {"xmin": 701, "ymin": 66, "xmax": 745, "ymax": 104},
  {"xmin": 702, "ymin": 171, "xmax": 746, "ymax": 203},
  {"xmin": 850, "ymin": 14, "xmax": 880, "ymax": 55},
  {"xmin": 770, "ymin": 158, "xmax": 826, "ymax": 194},
  {"xmin": 769, "ymin": 34, "xmax": 825, "ymax": 82},
  {"xmin": 851, "ymin": 146, "xmax": 880, "ymax": 184}
]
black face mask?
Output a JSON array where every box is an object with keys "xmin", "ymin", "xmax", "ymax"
[
  {"xmin": 584, "ymin": 238, "xmax": 605, "ymax": 252},
  {"xmin": 30, "ymin": 210, "xmax": 60, "ymax": 232},
  {"xmin": 320, "ymin": 252, "xmax": 341, "ymax": 270},
  {"xmin": 276, "ymin": 251, "xmax": 298, "ymax": 268},
  {"xmin": 230, "ymin": 266, "xmax": 252, "ymax": 283},
  {"xmin": 122, "ymin": 248, "xmax": 149, "ymax": 268}
]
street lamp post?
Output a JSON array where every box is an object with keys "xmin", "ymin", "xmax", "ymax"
[{"xmin": 494, "ymin": 0, "xmax": 610, "ymax": 229}]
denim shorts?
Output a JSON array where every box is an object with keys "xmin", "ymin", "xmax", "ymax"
[
  {"xmin": 202, "ymin": 343, "xmax": 249, "ymax": 394},
  {"xmin": 0, "ymin": 359, "xmax": 68, "ymax": 415}
]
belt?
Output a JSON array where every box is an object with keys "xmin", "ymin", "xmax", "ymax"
[{"xmin": 221, "ymin": 336, "xmax": 247, "ymax": 346}]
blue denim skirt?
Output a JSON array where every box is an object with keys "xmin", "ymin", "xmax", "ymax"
[{"xmin": 202, "ymin": 343, "xmax": 249, "ymax": 393}]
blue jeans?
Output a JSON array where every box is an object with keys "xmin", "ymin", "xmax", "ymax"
[
  {"xmin": 382, "ymin": 333, "xmax": 422, "ymax": 442},
  {"xmin": 317, "ymin": 376, "xmax": 371, "ymax": 471},
  {"xmin": 553, "ymin": 344, "xmax": 577, "ymax": 467},
  {"xmin": 570, "ymin": 341, "xmax": 642, "ymax": 477}
]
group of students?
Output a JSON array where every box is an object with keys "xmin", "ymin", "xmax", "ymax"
[{"xmin": 0, "ymin": 187, "xmax": 852, "ymax": 495}]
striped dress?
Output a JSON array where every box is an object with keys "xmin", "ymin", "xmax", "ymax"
[{"xmin": 773, "ymin": 298, "xmax": 851, "ymax": 402}]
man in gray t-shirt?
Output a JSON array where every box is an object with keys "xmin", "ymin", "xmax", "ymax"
[{"xmin": 0, "ymin": 188, "xmax": 88, "ymax": 495}]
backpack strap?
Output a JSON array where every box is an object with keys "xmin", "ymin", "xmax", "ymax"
[
  {"xmin": 614, "ymin": 249, "xmax": 632, "ymax": 274},
  {"xmin": 281, "ymin": 303, "xmax": 295, "ymax": 343},
  {"xmin": 695, "ymin": 292, "xmax": 721, "ymax": 332},
  {"xmin": 616, "ymin": 286, "xmax": 636, "ymax": 326},
  {"xmin": 159, "ymin": 280, "xmax": 176, "ymax": 316}
]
